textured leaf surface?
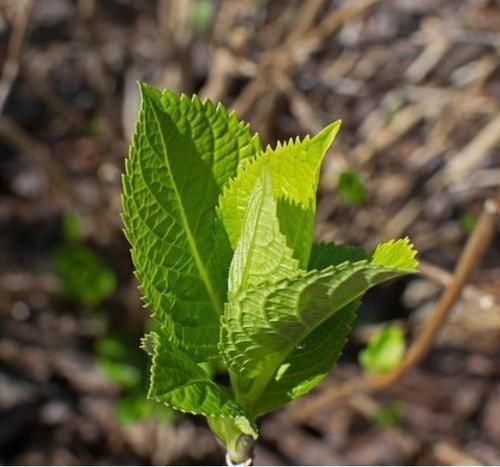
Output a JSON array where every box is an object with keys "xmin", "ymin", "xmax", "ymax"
[
  {"xmin": 122, "ymin": 83, "xmax": 261, "ymax": 361},
  {"xmin": 218, "ymin": 121, "xmax": 340, "ymax": 268},
  {"xmin": 147, "ymin": 332, "xmax": 256, "ymax": 437},
  {"xmin": 228, "ymin": 171, "xmax": 299, "ymax": 295},
  {"xmin": 221, "ymin": 239, "xmax": 417, "ymax": 411},
  {"xmin": 252, "ymin": 243, "xmax": 370, "ymax": 415},
  {"xmin": 253, "ymin": 299, "xmax": 360, "ymax": 416},
  {"xmin": 371, "ymin": 237, "xmax": 418, "ymax": 270}
]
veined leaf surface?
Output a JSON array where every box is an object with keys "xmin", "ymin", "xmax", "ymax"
[
  {"xmin": 218, "ymin": 121, "xmax": 341, "ymax": 268},
  {"xmin": 122, "ymin": 83, "xmax": 261, "ymax": 361},
  {"xmin": 221, "ymin": 239, "xmax": 417, "ymax": 412},
  {"xmin": 147, "ymin": 332, "xmax": 256, "ymax": 438},
  {"xmin": 228, "ymin": 171, "xmax": 299, "ymax": 295},
  {"xmin": 251, "ymin": 243, "xmax": 369, "ymax": 415}
]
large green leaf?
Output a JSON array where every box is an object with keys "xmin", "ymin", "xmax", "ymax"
[
  {"xmin": 147, "ymin": 332, "xmax": 256, "ymax": 438},
  {"xmin": 122, "ymin": 83, "xmax": 261, "ymax": 361},
  {"xmin": 221, "ymin": 239, "xmax": 417, "ymax": 412},
  {"xmin": 217, "ymin": 121, "xmax": 341, "ymax": 268}
]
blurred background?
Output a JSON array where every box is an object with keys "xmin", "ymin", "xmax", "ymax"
[{"xmin": 0, "ymin": 0, "xmax": 499, "ymax": 464}]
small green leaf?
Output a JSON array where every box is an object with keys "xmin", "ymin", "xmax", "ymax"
[
  {"xmin": 191, "ymin": 0, "xmax": 215, "ymax": 33},
  {"xmin": 370, "ymin": 401, "xmax": 402, "ymax": 427},
  {"xmin": 62, "ymin": 212, "xmax": 81, "ymax": 242},
  {"xmin": 338, "ymin": 170, "xmax": 366, "ymax": 205},
  {"xmin": 459, "ymin": 211, "xmax": 477, "ymax": 234},
  {"xmin": 359, "ymin": 324, "xmax": 406, "ymax": 374},
  {"xmin": 52, "ymin": 244, "xmax": 116, "ymax": 307},
  {"xmin": 98, "ymin": 358, "xmax": 142, "ymax": 389},
  {"xmin": 116, "ymin": 396, "xmax": 174, "ymax": 425}
]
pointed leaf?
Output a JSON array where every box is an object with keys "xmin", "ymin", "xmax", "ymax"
[
  {"xmin": 218, "ymin": 121, "xmax": 341, "ymax": 268},
  {"xmin": 371, "ymin": 237, "xmax": 418, "ymax": 271},
  {"xmin": 122, "ymin": 84, "xmax": 261, "ymax": 361}
]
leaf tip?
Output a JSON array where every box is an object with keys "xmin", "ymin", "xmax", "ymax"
[
  {"xmin": 371, "ymin": 237, "xmax": 418, "ymax": 271},
  {"xmin": 311, "ymin": 119, "xmax": 342, "ymax": 150}
]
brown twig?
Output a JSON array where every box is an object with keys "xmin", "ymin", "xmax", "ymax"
[
  {"xmin": 432, "ymin": 441, "xmax": 482, "ymax": 466},
  {"xmin": 419, "ymin": 260, "xmax": 498, "ymax": 311},
  {"xmin": 291, "ymin": 197, "xmax": 499, "ymax": 422},
  {"xmin": 0, "ymin": 0, "xmax": 32, "ymax": 113}
]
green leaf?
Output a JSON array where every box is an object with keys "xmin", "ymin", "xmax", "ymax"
[
  {"xmin": 252, "ymin": 300, "xmax": 360, "ymax": 416},
  {"xmin": 98, "ymin": 358, "xmax": 142, "ymax": 389},
  {"xmin": 359, "ymin": 324, "xmax": 406, "ymax": 374},
  {"xmin": 228, "ymin": 170, "xmax": 299, "ymax": 295},
  {"xmin": 221, "ymin": 239, "xmax": 417, "ymax": 413},
  {"xmin": 122, "ymin": 83, "xmax": 261, "ymax": 361},
  {"xmin": 122, "ymin": 86, "xmax": 420, "ymax": 459},
  {"xmin": 370, "ymin": 401, "xmax": 402, "ymax": 427},
  {"xmin": 371, "ymin": 237, "xmax": 418, "ymax": 271},
  {"xmin": 62, "ymin": 212, "xmax": 81, "ymax": 242},
  {"xmin": 218, "ymin": 121, "xmax": 341, "ymax": 268},
  {"xmin": 191, "ymin": 0, "xmax": 215, "ymax": 33},
  {"xmin": 459, "ymin": 211, "xmax": 477, "ymax": 234},
  {"xmin": 52, "ymin": 244, "xmax": 116, "ymax": 307},
  {"xmin": 116, "ymin": 395, "xmax": 175, "ymax": 426},
  {"xmin": 252, "ymin": 242, "xmax": 368, "ymax": 415},
  {"xmin": 147, "ymin": 332, "xmax": 257, "ymax": 439},
  {"xmin": 338, "ymin": 169, "xmax": 366, "ymax": 205}
]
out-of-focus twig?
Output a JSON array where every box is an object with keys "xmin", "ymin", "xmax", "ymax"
[
  {"xmin": 419, "ymin": 260, "xmax": 498, "ymax": 311},
  {"xmin": 233, "ymin": 0, "xmax": 380, "ymax": 118},
  {"xmin": 291, "ymin": 197, "xmax": 499, "ymax": 422},
  {"xmin": 432, "ymin": 442, "xmax": 482, "ymax": 466},
  {"xmin": 0, "ymin": 0, "xmax": 32, "ymax": 113},
  {"xmin": 439, "ymin": 113, "xmax": 500, "ymax": 187},
  {"xmin": 0, "ymin": 115, "xmax": 79, "ymax": 204},
  {"xmin": 23, "ymin": 61, "xmax": 87, "ymax": 129},
  {"xmin": 267, "ymin": 0, "xmax": 381, "ymax": 68},
  {"xmin": 0, "ymin": 115, "xmax": 113, "ymax": 242}
]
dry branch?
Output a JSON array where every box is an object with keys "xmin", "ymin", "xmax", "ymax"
[{"xmin": 0, "ymin": 0, "xmax": 32, "ymax": 113}]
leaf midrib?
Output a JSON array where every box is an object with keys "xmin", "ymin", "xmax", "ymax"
[
  {"xmin": 233, "ymin": 180, "xmax": 267, "ymax": 293},
  {"xmin": 147, "ymin": 95, "xmax": 223, "ymax": 317}
]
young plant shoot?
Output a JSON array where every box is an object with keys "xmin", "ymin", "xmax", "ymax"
[{"xmin": 122, "ymin": 83, "xmax": 418, "ymax": 463}]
